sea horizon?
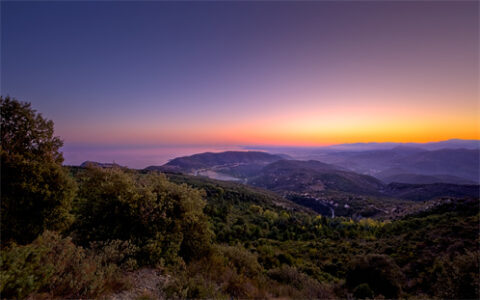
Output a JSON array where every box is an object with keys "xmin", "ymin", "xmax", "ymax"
[{"xmin": 61, "ymin": 138, "xmax": 480, "ymax": 169}]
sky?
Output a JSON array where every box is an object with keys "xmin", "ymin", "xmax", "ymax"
[{"xmin": 1, "ymin": 1, "xmax": 479, "ymax": 167}]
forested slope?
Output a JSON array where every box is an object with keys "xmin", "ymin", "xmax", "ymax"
[{"xmin": 1, "ymin": 97, "xmax": 478, "ymax": 299}]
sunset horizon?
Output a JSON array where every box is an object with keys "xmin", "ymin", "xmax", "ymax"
[{"xmin": 2, "ymin": 1, "xmax": 478, "ymax": 152}]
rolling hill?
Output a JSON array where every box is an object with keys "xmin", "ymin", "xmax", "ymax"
[
  {"xmin": 145, "ymin": 151, "xmax": 288, "ymax": 180},
  {"xmin": 248, "ymin": 159, "xmax": 385, "ymax": 195},
  {"xmin": 304, "ymin": 148, "xmax": 480, "ymax": 184},
  {"xmin": 322, "ymin": 139, "xmax": 480, "ymax": 151},
  {"xmin": 379, "ymin": 173, "xmax": 476, "ymax": 185},
  {"xmin": 248, "ymin": 139, "xmax": 480, "ymax": 185},
  {"xmin": 142, "ymin": 151, "xmax": 479, "ymax": 219},
  {"xmin": 384, "ymin": 182, "xmax": 480, "ymax": 201}
]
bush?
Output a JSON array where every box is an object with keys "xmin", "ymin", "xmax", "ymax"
[
  {"xmin": 430, "ymin": 251, "xmax": 479, "ymax": 299},
  {"xmin": 73, "ymin": 167, "xmax": 213, "ymax": 265},
  {"xmin": 346, "ymin": 254, "xmax": 403, "ymax": 298},
  {"xmin": 268, "ymin": 266, "xmax": 334, "ymax": 299},
  {"xmin": 89, "ymin": 239, "xmax": 139, "ymax": 271},
  {"xmin": 163, "ymin": 271, "xmax": 223, "ymax": 299},
  {"xmin": 0, "ymin": 231, "xmax": 126, "ymax": 298},
  {"xmin": 164, "ymin": 245, "xmax": 265, "ymax": 299},
  {"xmin": 217, "ymin": 245, "xmax": 262, "ymax": 277},
  {"xmin": 353, "ymin": 283, "xmax": 374, "ymax": 299}
]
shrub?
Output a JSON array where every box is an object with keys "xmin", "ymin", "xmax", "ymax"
[
  {"xmin": 353, "ymin": 283, "xmax": 374, "ymax": 299},
  {"xmin": 217, "ymin": 245, "xmax": 262, "ymax": 277},
  {"xmin": 164, "ymin": 245, "xmax": 265, "ymax": 299},
  {"xmin": 430, "ymin": 251, "xmax": 479, "ymax": 299},
  {"xmin": 268, "ymin": 266, "xmax": 334, "ymax": 298},
  {"xmin": 0, "ymin": 231, "xmax": 126, "ymax": 298},
  {"xmin": 163, "ymin": 271, "xmax": 222, "ymax": 299},
  {"xmin": 89, "ymin": 239, "xmax": 139, "ymax": 271},
  {"xmin": 73, "ymin": 167, "xmax": 213, "ymax": 266},
  {"xmin": 346, "ymin": 254, "xmax": 403, "ymax": 298}
]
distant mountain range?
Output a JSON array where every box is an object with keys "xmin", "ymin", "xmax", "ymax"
[
  {"xmin": 248, "ymin": 159, "xmax": 385, "ymax": 195},
  {"xmin": 142, "ymin": 150, "xmax": 479, "ymax": 202},
  {"xmin": 280, "ymin": 138, "xmax": 480, "ymax": 152},
  {"xmin": 379, "ymin": 173, "xmax": 475, "ymax": 185},
  {"xmin": 81, "ymin": 148, "xmax": 479, "ymax": 219},
  {"xmin": 247, "ymin": 139, "xmax": 480, "ymax": 185},
  {"xmin": 301, "ymin": 148, "xmax": 479, "ymax": 184},
  {"xmin": 384, "ymin": 182, "xmax": 480, "ymax": 201},
  {"xmin": 146, "ymin": 151, "xmax": 289, "ymax": 180}
]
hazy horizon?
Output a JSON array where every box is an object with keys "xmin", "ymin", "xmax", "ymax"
[
  {"xmin": 2, "ymin": 1, "xmax": 479, "ymax": 150},
  {"xmin": 61, "ymin": 138, "xmax": 480, "ymax": 169}
]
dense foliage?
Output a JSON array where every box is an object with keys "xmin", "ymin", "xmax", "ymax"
[
  {"xmin": 0, "ymin": 231, "xmax": 128, "ymax": 299},
  {"xmin": 1, "ymin": 96, "xmax": 76, "ymax": 244},
  {"xmin": 1, "ymin": 98, "xmax": 479, "ymax": 299},
  {"xmin": 163, "ymin": 174, "xmax": 480, "ymax": 299},
  {"xmin": 73, "ymin": 167, "xmax": 212, "ymax": 265}
]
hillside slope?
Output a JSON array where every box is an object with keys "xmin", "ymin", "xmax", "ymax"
[
  {"xmin": 385, "ymin": 182, "xmax": 480, "ymax": 201},
  {"xmin": 146, "ymin": 151, "xmax": 287, "ymax": 179},
  {"xmin": 309, "ymin": 148, "xmax": 479, "ymax": 184},
  {"xmin": 249, "ymin": 159, "xmax": 385, "ymax": 195},
  {"xmin": 379, "ymin": 173, "xmax": 476, "ymax": 185}
]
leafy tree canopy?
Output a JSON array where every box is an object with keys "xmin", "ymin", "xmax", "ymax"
[
  {"xmin": 1, "ymin": 96, "xmax": 76, "ymax": 244},
  {"xmin": 1, "ymin": 96, "xmax": 63, "ymax": 163},
  {"xmin": 73, "ymin": 167, "xmax": 213, "ymax": 265}
]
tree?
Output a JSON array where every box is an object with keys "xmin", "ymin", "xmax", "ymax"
[
  {"xmin": 1, "ymin": 97, "xmax": 63, "ymax": 163},
  {"xmin": 73, "ymin": 167, "xmax": 213, "ymax": 265},
  {"xmin": 1, "ymin": 96, "xmax": 76, "ymax": 244}
]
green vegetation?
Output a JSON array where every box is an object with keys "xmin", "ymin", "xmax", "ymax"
[
  {"xmin": 73, "ymin": 167, "xmax": 212, "ymax": 266},
  {"xmin": 163, "ymin": 173, "xmax": 479, "ymax": 298},
  {"xmin": 1, "ymin": 96, "xmax": 76, "ymax": 244},
  {"xmin": 1, "ymin": 231, "xmax": 128, "ymax": 299},
  {"xmin": 1, "ymin": 97, "xmax": 479, "ymax": 299}
]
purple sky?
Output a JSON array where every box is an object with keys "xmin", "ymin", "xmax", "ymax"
[{"xmin": 2, "ymin": 1, "xmax": 478, "ymax": 167}]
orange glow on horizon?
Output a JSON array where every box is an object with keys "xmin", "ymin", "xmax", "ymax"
[
  {"xmin": 60, "ymin": 112, "xmax": 479, "ymax": 147},
  {"xmin": 58, "ymin": 91, "xmax": 479, "ymax": 147}
]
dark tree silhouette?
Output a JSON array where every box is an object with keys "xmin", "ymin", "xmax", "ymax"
[{"xmin": 1, "ymin": 96, "xmax": 76, "ymax": 244}]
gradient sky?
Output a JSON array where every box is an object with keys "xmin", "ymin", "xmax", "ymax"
[{"xmin": 2, "ymin": 1, "xmax": 479, "ymax": 149}]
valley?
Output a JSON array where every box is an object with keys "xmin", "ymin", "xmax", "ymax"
[{"xmin": 144, "ymin": 149, "xmax": 479, "ymax": 220}]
